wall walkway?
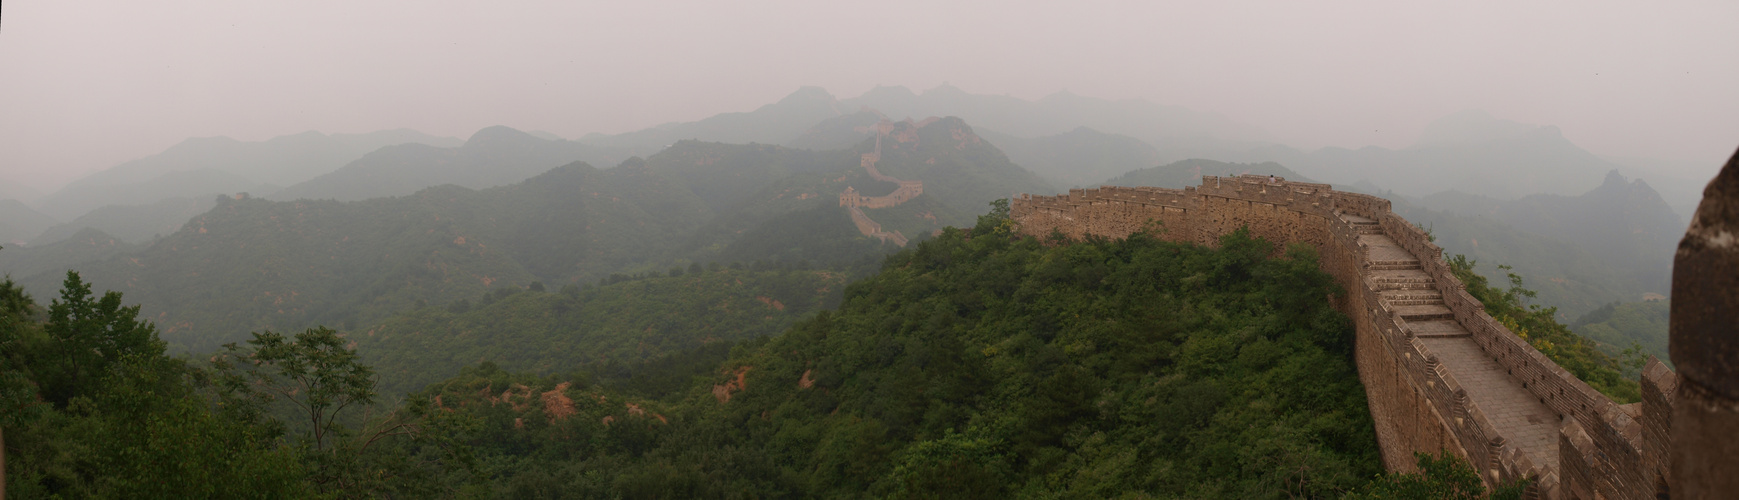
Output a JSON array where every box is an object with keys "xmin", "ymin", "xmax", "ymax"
[
  {"xmin": 1012, "ymin": 175, "xmax": 1679, "ymax": 499},
  {"xmin": 839, "ymin": 121, "xmax": 923, "ymax": 246}
]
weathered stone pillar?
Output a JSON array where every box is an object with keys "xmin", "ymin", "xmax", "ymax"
[{"xmin": 1669, "ymin": 146, "xmax": 1739, "ymax": 498}]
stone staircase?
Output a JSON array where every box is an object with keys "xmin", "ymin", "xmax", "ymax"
[
  {"xmin": 1340, "ymin": 212, "xmax": 1561, "ymax": 474},
  {"xmin": 1346, "ymin": 217, "xmax": 1456, "ymax": 324}
]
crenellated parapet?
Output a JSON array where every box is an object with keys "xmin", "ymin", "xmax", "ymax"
[{"xmin": 1013, "ymin": 174, "xmax": 1678, "ymax": 499}]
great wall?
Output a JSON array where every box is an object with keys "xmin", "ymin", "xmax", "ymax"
[
  {"xmin": 1012, "ymin": 167, "xmax": 1739, "ymax": 499},
  {"xmin": 839, "ymin": 122, "xmax": 924, "ymax": 247}
]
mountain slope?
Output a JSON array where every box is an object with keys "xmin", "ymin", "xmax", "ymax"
[
  {"xmin": 785, "ymin": 109, "xmax": 884, "ymax": 151},
  {"xmin": 0, "ymin": 227, "xmax": 142, "ymax": 283},
  {"xmin": 865, "ymin": 117, "xmax": 1058, "ymax": 220},
  {"xmin": 34, "ymin": 129, "xmax": 460, "ymax": 219},
  {"xmin": 1416, "ymin": 170, "xmax": 1681, "ymax": 298},
  {"xmin": 10, "ymin": 162, "xmax": 712, "ymax": 352},
  {"xmin": 640, "ymin": 141, "xmax": 855, "ymax": 212},
  {"xmin": 0, "ymin": 199, "xmax": 56, "ymax": 245},
  {"xmin": 580, "ymin": 86, "xmax": 850, "ymax": 158},
  {"xmin": 29, "ymin": 196, "xmax": 216, "ymax": 245},
  {"xmin": 270, "ymin": 126, "xmax": 632, "ymax": 202}
]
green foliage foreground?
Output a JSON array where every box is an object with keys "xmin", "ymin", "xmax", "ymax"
[
  {"xmin": 2, "ymin": 225, "xmax": 1547, "ymax": 498},
  {"xmin": 428, "ymin": 226, "xmax": 1387, "ymax": 497}
]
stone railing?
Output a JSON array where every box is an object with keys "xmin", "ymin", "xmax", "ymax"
[{"xmin": 1011, "ymin": 174, "xmax": 1675, "ymax": 499}]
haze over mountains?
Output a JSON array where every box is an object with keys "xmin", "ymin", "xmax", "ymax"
[
  {"xmin": 0, "ymin": 85, "xmax": 1698, "ymax": 364},
  {"xmin": 31, "ymin": 129, "xmax": 462, "ymax": 220},
  {"xmin": 0, "ymin": 84, "xmax": 1710, "ymax": 497},
  {"xmin": 266, "ymin": 126, "xmax": 631, "ymax": 202}
]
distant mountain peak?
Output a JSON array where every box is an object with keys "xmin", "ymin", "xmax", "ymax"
[
  {"xmin": 779, "ymin": 86, "xmax": 837, "ymax": 105},
  {"xmin": 1603, "ymin": 169, "xmax": 1629, "ymax": 186},
  {"xmin": 860, "ymin": 85, "xmax": 917, "ymax": 100},
  {"xmin": 923, "ymin": 83, "xmax": 968, "ymax": 97},
  {"xmin": 465, "ymin": 126, "xmax": 542, "ymax": 148}
]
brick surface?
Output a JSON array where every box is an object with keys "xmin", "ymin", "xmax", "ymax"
[{"xmin": 1425, "ymin": 333, "xmax": 1561, "ymax": 471}]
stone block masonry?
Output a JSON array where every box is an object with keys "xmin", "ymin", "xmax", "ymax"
[{"xmin": 1013, "ymin": 174, "xmax": 1688, "ymax": 499}]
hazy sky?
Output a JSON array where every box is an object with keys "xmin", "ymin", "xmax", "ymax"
[{"xmin": 3, "ymin": 0, "xmax": 1736, "ymax": 192}]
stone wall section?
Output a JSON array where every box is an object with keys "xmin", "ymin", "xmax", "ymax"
[
  {"xmin": 1012, "ymin": 174, "xmax": 1678, "ymax": 500},
  {"xmin": 838, "ymin": 122, "xmax": 924, "ymax": 244}
]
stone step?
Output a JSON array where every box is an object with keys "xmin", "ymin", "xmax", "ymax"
[
  {"xmin": 1389, "ymin": 299, "xmax": 1447, "ymax": 306},
  {"xmin": 1382, "ymin": 291, "xmax": 1443, "ymax": 301},
  {"xmin": 1406, "ymin": 320, "xmax": 1471, "ymax": 338},
  {"xmin": 1378, "ymin": 282, "xmax": 1437, "ymax": 291},
  {"xmin": 1356, "ymin": 227, "xmax": 1384, "ymax": 235},
  {"xmin": 1397, "ymin": 304, "xmax": 1455, "ymax": 321},
  {"xmin": 1373, "ymin": 276, "xmax": 1435, "ymax": 284},
  {"xmin": 1369, "ymin": 259, "xmax": 1419, "ymax": 267},
  {"xmin": 1370, "ymin": 263, "xmax": 1422, "ymax": 271}
]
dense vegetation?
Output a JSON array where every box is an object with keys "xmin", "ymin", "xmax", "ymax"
[
  {"xmin": 4, "ymin": 213, "xmax": 1533, "ymax": 498},
  {"xmin": 410, "ymin": 219, "xmax": 1388, "ymax": 497},
  {"xmin": 1448, "ymin": 255, "xmax": 1644, "ymax": 402},
  {"xmin": 0, "ymin": 100, "xmax": 1662, "ymax": 497},
  {"xmin": 0, "ymin": 272, "xmax": 475, "ymax": 498},
  {"xmin": 1572, "ymin": 300, "xmax": 1670, "ymax": 369},
  {"xmin": 359, "ymin": 266, "xmax": 847, "ymax": 395},
  {"xmin": 6, "ymin": 121, "xmax": 1040, "ymax": 354}
]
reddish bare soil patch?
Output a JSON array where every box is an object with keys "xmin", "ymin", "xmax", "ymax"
[
  {"xmin": 756, "ymin": 296, "xmax": 786, "ymax": 311},
  {"xmin": 712, "ymin": 366, "xmax": 752, "ymax": 403},
  {"xmin": 541, "ymin": 382, "xmax": 576, "ymax": 422}
]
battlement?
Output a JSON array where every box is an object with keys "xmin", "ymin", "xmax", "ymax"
[{"xmin": 1012, "ymin": 176, "xmax": 1675, "ymax": 499}]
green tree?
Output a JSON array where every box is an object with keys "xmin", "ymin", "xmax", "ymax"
[
  {"xmin": 1348, "ymin": 451, "xmax": 1526, "ymax": 499},
  {"xmin": 222, "ymin": 327, "xmax": 374, "ymax": 452},
  {"xmin": 218, "ymin": 326, "xmax": 478, "ymax": 496},
  {"xmin": 0, "ymin": 276, "xmax": 40, "ymax": 500},
  {"xmin": 37, "ymin": 271, "xmax": 163, "ymax": 405}
]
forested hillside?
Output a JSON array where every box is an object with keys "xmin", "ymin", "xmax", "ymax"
[
  {"xmin": 404, "ymin": 222, "xmax": 1388, "ymax": 497},
  {"xmin": 359, "ymin": 267, "xmax": 847, "ymax": 395},
  {"xmin": 4, "ymin": 118, "xmax": 1058, "ymax": 353},
  {"xmin": 0, "ymin": 204, "xmax": 1533, "ymax": 498},
  {"xmin": 28, "ymin": 195, "xmax": 215, "ymax": 245},
  {"xmin": 1572, "ymin": 300, "xmax": 1670, "ymax": 367},
  {"xmin": 0, "ymin": 228, "xmax": 141, "ymax": 281},
  {"xmin": 13, "ymin": 162, "xmax": 711, "ymax": 352},
  {"xmin": 867, "ymin": 117, "xmax": 1058, "ymax": 220}
]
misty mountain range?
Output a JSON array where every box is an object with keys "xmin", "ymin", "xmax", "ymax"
[{"xmin": 0, "ymin": 86, "xmax": 1698, "ymax": 333}]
